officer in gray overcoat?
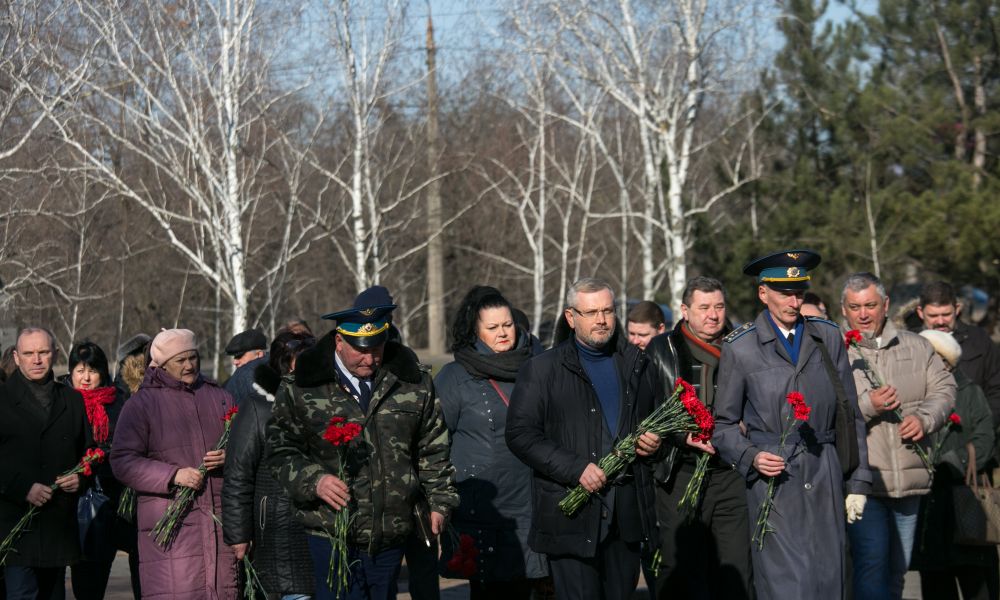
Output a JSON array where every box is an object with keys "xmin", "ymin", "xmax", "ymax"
[{"xmin": 713, "ymin": 250, "xmax": 871, "ymax": 600}]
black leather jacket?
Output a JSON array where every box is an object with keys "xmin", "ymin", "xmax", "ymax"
[
  {"xmin": 222, "ymin": 367, "xmax": 314, "ymax": 596},
  {"xmin": 645, "ymin": 321, "xmax": 731, "ymax": 484}
]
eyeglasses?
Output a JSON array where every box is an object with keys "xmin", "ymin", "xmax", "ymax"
[{"xmin": 570, "ymin": 307, "xmax": 616, "ymax": 320}]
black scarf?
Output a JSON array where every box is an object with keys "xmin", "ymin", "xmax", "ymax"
[{"xmin": 453, "ymin": 328, "xmax": 534, "ymax": 382}]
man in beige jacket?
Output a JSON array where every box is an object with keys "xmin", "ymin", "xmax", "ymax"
[{"xmin": 841, "ymin": 272, "xmax": 955, "ymax": 600}]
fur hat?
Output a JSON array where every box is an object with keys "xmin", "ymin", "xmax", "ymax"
[
  {"xmin": 919, "ymin": 329, "xmax": 962, "ymax": 368},
  {"xmin": 149, "ymin": 328, "xmax": 198, "ymax": 367},
  {"xmin": 117, "ymin": 333, "xmax": 152, "ymax": 363}
]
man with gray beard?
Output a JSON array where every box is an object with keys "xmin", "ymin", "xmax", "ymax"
[{"xmin": 507, "ymin": 278, "xmax": 663, "ymax": 600}]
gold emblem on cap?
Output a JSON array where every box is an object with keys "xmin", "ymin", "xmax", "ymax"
[
  {"xmin": 359, "ymin": 308, "xmax": 376, "ymax": 316},
  {"xmin": 786, "ymin": 252, "xmax": 801, "ymax": 260},
  {"xmin": 787, "ymin": 267, "xmax": 801, "ymax": 277},
  {"xmin": 361, "ymin": 323, "xmax": 374, "ymax": 333}
]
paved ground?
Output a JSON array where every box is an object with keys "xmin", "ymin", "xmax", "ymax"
[{"xmin": 72, "ymin": 551, "xmax": 925, "ymax": 599}]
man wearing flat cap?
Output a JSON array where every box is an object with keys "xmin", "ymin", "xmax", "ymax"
[
  {"xmin": 265, "ymin": 286, "xmax": 457, "ymax": 600},
  {"xmin": 712, "ymin": 250, "xmax": 871, "ymax": 600},
  {"xmin": 223, "ymin": 328, "xmax": 268, "ymax": 407}
]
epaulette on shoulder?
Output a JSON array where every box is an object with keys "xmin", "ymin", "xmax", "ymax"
[
  {"xmin": 805, "ymin": 316, "xmax": 840, "ymax": 329},
  {"xmin": 723, "ymin": 322, "xmax": 756, "ymax": 344}
]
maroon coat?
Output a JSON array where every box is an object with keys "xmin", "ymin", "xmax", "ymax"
[{"xmin": 111, "ymin": 367, "xmax": 237, "ymax": 600}]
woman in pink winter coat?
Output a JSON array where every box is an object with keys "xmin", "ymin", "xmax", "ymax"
[{"xmin": 112, "ymin": 329, "xmax": 238, "ymax": 600}]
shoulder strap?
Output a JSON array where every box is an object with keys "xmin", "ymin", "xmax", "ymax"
[
  {"xmin": 808, "ymin": 323, "xmax": 859, "ymax": 476},
  {"xmin": 487, "ymin": 378, "xmax": 510, "ymax": 407}
]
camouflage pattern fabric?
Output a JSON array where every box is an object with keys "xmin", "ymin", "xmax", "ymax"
[{"xmin": 265, "ymin": 335, "xmax": 457, "ymax": 553}]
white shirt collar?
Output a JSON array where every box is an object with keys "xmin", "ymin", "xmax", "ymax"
[{"xmin": 334, "ymin": 352, "xmax": 371, "ymax": 402}]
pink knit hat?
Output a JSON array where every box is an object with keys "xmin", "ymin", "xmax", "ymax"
[{"xmin": 149, "ymin": 328, "xmax": 198, "ymax": 367}]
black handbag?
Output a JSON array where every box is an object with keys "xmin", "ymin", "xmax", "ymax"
[
  {"xmin": 952, "ymin": 443, "xmax": 1000, "ymax": 546},
  {"xmin": 810, "ymin": 325, "xmax": 860, "ymax": 476},
  {"xmin": 77, "ymin": 476, "xmax": 117, "ymax": 561}
]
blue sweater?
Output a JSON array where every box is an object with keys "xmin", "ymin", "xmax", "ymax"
[{"xmin": 576, "ymin": 340, "xmax": 621, "ymax": 435}]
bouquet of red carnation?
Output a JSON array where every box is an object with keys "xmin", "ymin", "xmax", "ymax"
[
  {"xmin": 559, "ymin": 378, "xmax": 709, "ymax": 516},
  {"xmin": 752, "ymin": 391, "xmax": 810, "ymax": 551},
  {"xmin": 444, "ymin": 532, "xmax": 479, "ymax": 578},
  {"xmin": 322, "ymin": 416, "xmax": 363, "ymax": 595},
  {"xmin": 151, "ymin": 405, "xmax": 238, "ymax": 548},
  {"xmin": 675, "ymin": 380, "xmax": 717, "ymax": 517},
  {"xmin": 845, "ymin": 330, "xmax": 934, "ymax": 474},
  {"xmin": 0, "ymin": 448, "xmax": 106, "ymax": 564}
]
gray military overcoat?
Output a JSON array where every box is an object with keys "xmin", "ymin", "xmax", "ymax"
[{"xmin": 714, "ymin": 311, "xmax": 871, "ymax": 600}]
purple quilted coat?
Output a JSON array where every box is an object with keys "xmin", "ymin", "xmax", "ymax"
[{"xmin": 111, "ymin": 367, "xmax": 238, "ymax": 600}]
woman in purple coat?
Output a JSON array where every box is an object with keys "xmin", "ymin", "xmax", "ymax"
[{"xmin": 111, "ymin": 329, "xmax": 238, "ymax": 600}]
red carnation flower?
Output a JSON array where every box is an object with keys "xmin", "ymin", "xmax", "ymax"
[
  {"xmin": 844, "ymin": 329, "xmax": 863, "ymax": 348},
  {"xmin": 949, "ymin": 412, "xmax": 962, "ymax": 426},
  {"xmin": 222, "ymin": 406, "xmax": 239, "ymax": 422},
  {"xmin": 323, "ymin": 417, "xmax": 363, "ymax": 447},
  {"xmin": 786, "ymin": 391, "xmax": 810, "ymax": 421}
]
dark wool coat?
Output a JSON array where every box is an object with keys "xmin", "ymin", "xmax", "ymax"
[
  {"xmin": 952, "ymin": 320, "xmax": 1000, "ymax": 429},
  {"xmin": 505, "ymin": 328, "xmax": 661, "ymax": 558},
  {"xmin": 0, "ymin": 371, "xmax": 91, "ymax": 567},
  {"xmin": 911, "ymin": 370, "xmax": 996, "ymax": 570},
  {"xmin": 223, "ymin": 355, "xmax": 268, "ymax": 407},
  {"xmin": 111, "ymin": 367, "xmax": 238, "ymax": 600},
  {"xmin": 222, "ymin": 364, "xmax": 314, "ymax": 596},
  {"xmin": 714, "ymin": 313, "xmax": 872, "ymax": 600},
  {"xmin": 435, "ymin": 342, "xmax": 548, "ymax": 581}
]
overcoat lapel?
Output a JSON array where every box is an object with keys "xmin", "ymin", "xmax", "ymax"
[
  {"xmin": 754, "ymin": 312, "xmax": 793, "ymax": 365},
  {"xmin": 795, "ymin": 329, "xmax": 818, "ymax": 376},
  {"xmin": 42, "ymin": 391, "xmax": 68, "ymax": 434}
]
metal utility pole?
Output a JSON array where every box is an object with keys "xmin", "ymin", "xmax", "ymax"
[{"xmin": 425, "ymin": 9, "xmax": 446, "ymax": 354}]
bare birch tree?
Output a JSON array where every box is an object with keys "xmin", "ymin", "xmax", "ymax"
[
  {"xmin": 537, "ymin": 0, "xmax": 773, "ymax": 311},
  {"xmin": 23, "ymin": 0, "xmax": 319, "ymax": 346}
]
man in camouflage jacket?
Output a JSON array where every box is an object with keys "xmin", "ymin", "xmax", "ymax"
[{"xmin": 265, "ymin": 286, "xmax": 457, "ymax": 599}]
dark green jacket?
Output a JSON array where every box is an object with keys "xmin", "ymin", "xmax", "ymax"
[{"xmin": 265, "ymin": 334, "xmax": 457, "ymax": 553}]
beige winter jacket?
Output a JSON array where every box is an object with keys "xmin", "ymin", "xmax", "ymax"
[{"xmin": 848, "ymin": 321, "xmax": 956, "ymax": 497}]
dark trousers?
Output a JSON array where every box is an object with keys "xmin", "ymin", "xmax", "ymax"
[
  {"xmin": 469, "ymin": 578, "xmax": 534, "ymax": 600},
  {"xmin": 306, "ymin": 535, "xmax": 404, "ymax": 600},
  {"xmin": 548, "ymin": 524, "xmax": 641, "ymax": 600},
  {"xmin": 402, "ymin": 531, "xmax": 439, "ymax": 600},
  {"xmin": 654, "ymin": 465, "xmax": 752, "ymax": 600},
  {"xmin": 70, "ymin": 558, "xmax": 114, "ymax": 600},
  {"xmin": 4, "ymin": 566, "xmax": 66, "ymax": 600},
  {"xmin": 920, "ymin": 556, "xmax": 1000, "ymax": 600}
]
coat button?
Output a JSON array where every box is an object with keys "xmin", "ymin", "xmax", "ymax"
[
  {"xmin": 804, "ymin": 483, "xmax": 813, "ymax": 490},
  {"xmin": 586, "ymin": 538, "xmax": 592, "ymax": 544}
]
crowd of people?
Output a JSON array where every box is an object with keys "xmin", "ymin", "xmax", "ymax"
[{"xmin": 1, "ymin": 247, "xmax": 999, "ymax": 600}]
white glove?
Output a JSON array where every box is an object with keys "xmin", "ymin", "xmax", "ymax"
[{"xmin": 846, "ymin": 494, "xmax": 866, "ymax": 524}]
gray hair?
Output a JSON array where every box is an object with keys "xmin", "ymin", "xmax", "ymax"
[
  {"xmin": 16, "ymin": 326, "xmax": 57, "ymax": 352},
  {"xmin": 566, "ymin": 277, "xmax": 615, "ymax": 309},
  {"xmin": 841, "ymin": 272, "xmax": 887, "ymax": 305}
]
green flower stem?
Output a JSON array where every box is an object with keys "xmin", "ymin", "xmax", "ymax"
[{"xmin": 559, "ymin": 383, "xmax": 697, "ymax": 517}]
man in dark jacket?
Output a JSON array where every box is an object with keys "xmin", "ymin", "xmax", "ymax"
[
  {"xmin": 266, "ymin": 287, "xmax": 457, "ymax": 600},
  {"xmin": 223, "ymin": 328, "xmax": 268, "ymax": 406},
  {"xmin": 916, "ymin": 281, "xmax": 1000, "ymax": 429},
  {"xmin": 0, "ymin": 327, "xmax": 91, "ymax": 599},
  {"xmin": 506, "ymin": 277, "xmax": 662, "ymax": 600},
  {"xmin": 644, "ymin": 276, "xmax": 751, "ymax": 599}
]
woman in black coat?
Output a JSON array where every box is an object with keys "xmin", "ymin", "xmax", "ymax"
[
  {"xmin": 222, "ymin": 332, "xmax": 316, "ymax": 598},
  {"xmin": 62, "ymin": 341, "xmax": 134, "ymax": 600},
  {"xmin": 435, "ymin": 286, "xmax": 548, "ymax": 599}
]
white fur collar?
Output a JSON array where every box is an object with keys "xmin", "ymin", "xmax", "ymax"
[{"xmin": 252, "ymin": 381, "xmax": 275, "ymax": 403}]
